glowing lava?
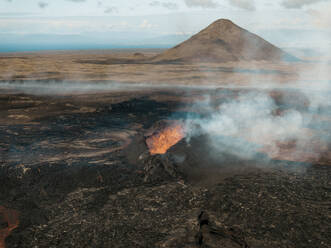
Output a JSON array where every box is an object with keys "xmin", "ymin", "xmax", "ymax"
[
  {"xmin": 146, "ymin": 123, "xmax": 185, "ymax": 155},
  {"xmin": 0, "ymin": 206, "xmax": 19, "ymax": 248}
]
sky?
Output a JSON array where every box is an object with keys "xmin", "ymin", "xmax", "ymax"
[{"xmin": 0, "ymin": 0, "xmax": 330, "ymax": 52}]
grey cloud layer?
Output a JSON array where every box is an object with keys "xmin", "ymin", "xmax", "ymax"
[
  {"xmin": 228, "ymin": 0, "xmax": 255, "ymax": 11},
  {"xmin": 38, "ymin": 1, "xmax": 48, "ymax": 8},
  {"xmin": 104, "ymin": 7, "xmax": 118, "ymax": 14},
  {"xmin": 184, "ymin": 0, "xmax": 255, "ymax": 10},
  {"xmin": 282, "ymin": 0, "xmax": 329, "ymax": 8},
  {"xmin": 5, "ymin": 0, "xmax": 326, "ymax": 12},
  {"xmin": 184, "ymin": 0, "xmax": 219, "ymax": 8},
  {"xmin": 150, "ymin": 1, "xmax": 178, "ymax": 10}
]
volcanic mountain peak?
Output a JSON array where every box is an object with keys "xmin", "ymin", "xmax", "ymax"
[
  {"xmin": 189, "ymin": 18, "xmax": 247, "ymax": 44},
  {"xmin": 153, "ymin": 19, "xmax": 298, "ymax": 63},
  {"xmin": 211, "ymin": 18, "xmax": 235, "ymax": 25},
  {"xmin": 199, "ymin": 19, "xmax": 241, "ymax": 34}
]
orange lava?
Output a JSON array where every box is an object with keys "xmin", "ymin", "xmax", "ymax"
[
  {"xmin": 0, "ymin": 206, "xmax": 19, "ymax": 248},
  {"xmin": 146, "ymin": 123, "xmax": 185, "ymax": 155}
]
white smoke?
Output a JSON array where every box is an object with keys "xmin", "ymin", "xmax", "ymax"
[
  {"xmin": 183, "ymin": 83, "xmax": 331, "ymax": 164},
  {"xmin": 0, "ymin": 81, "xmax": 219, "ymax": 95}
]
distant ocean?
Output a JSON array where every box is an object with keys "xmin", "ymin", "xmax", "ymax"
[{"xmin": 0, "ymin": 43, "xmax": 171, "ymax": 53}]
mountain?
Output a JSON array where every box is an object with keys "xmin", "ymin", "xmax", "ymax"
[{"xmin": 152, "ymin": 19, "xmax": 299, "ymax": 63}]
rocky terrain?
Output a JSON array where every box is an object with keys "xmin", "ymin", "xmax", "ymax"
[
  {"xmin": 0, "ymin": 87, "xmax": 330, "ymax": 248},
  {"xmin": 0, "ymin": 50, "xmax": 303, "ymax": 86},
  {"xmin": 0, "ymin": 18, "xmax": 330, "ymax": 248}
]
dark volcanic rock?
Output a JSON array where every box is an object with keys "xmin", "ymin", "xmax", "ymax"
[
  {"xmin": 0, "ymin": 214, "xmax": 8, "ymax": 229},
  {"xmin": 1, "ymin": 90, "xmax": 330, "ymax": 248},
  {"xmin": 142, "ymin": 153, "xmax": 179, "ymax": 183},
  {"xmin": 196, "ymin": 211, "xmax": 249, "ymax": 248}
]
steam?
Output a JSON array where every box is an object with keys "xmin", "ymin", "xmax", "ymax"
[
  {"xmin": 184, "ymin": 88, "xmax": 328, "ymax": 165},
  {"xmin": 0, "ymin": 81, "xmax": 219, "ymax": 95},
  {"xmin": 182, "ymin": 78, "xmax": 331, "ymax": 165},
  {"xmin": 0, "ymin": 81, "xmax": 169, "ymax": 95},
  {"xmin": 2, "ymin": 79, "xmax": 329, "ymax": 166},
  {"xmin": 1, "ymin": 80, "xmax": 310, "ymax": 95}
]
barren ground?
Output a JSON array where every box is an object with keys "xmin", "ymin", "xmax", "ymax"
[
  {"xmin": 1, "ymin": 49, "xmax": 330, "ymax": 85},
  {"xmin": 0, "ymin": 50, "xmax": 330, "ymax": 248}
]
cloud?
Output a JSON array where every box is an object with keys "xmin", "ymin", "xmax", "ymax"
[
  {"xmin": 140, "ymin": 19, "xmax": 157, "ymax": 29},
  {"xmin": 38, "ymin": 1, "xmax": 49, "ymax": 9},
  {"xmin": 184, "ymin": 0, "xmax": 219, "ymax": 8},
  {"xmin": 228, "ymin": 0, "xmax": 256, "ymax": 11},
  {"xmin": 281, "ymin": 0, "xmax": 329, "ymax": 9},
  {"xmin": 150, "ymin": 1, "xmax": 179, "ymax": 9},
  {"xmin": 104, "ymin": 7, "xmax": 118, "ymax": 14},
  {"xmin": 65, "ymin": 0, "xmax": 86, "ymax": 2},
  {"xmin": 163, "ymin": 2, "xmax": 178, "ymax": 9},
  {"xmin": 306, "ymin": 4, "xmax": 331, "ymax": 29}
]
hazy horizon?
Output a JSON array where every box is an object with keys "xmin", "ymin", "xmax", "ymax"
[{"xmin": 0, "ymin": 0, "xmax": 330, "ymax": 54}]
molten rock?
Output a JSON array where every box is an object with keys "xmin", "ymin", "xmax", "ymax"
[
  {"xmin": 146, "ymin": 123, "xmax": 185, "ymax": 155},
  {"xmin": 141, "ymin": 122, "xmax": 187, "ymax": 182}
]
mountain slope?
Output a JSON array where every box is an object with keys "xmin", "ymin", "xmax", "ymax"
[{"xmin": 152, "ymin": 19, "xmax": 298, "ymax": 63}]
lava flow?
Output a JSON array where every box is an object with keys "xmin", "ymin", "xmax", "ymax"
[
  {"xmin": 0, "ymin": 206, "xmax": 19, "ymax": 248},
  {"xmin": 146, "ymin": 123, "xmax": 185, "ymax": 155}
]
